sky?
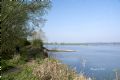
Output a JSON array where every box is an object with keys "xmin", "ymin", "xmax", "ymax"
[{"xmin": 43, "ymin": 0, "xmax": 120, "ymax": 43}]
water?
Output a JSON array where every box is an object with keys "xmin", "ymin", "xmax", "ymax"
[{"xmin": 45, "ymin": 45, "xmax": 120, "ymax": 80}]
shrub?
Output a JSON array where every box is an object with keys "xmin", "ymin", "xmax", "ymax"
[
  {"xmin": 33, "ymin": 58, "xmax": 87, "ymax": 80},
  {"xmin": 23, "ymin": 40, "xmax": 31, "ymax": 46},
  {"xmin": 1, "ymin": 65, "xmax": 37, "ymax": 80},
  {"xmin": 32, "ymin": 39, "xmax": 43, "ymax": 48}
]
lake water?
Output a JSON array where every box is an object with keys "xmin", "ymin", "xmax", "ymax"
[{"xmin": 45, "ymin": 45, "xmax": 120, "ymax": 80}]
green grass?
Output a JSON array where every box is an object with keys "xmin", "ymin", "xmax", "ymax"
[
  {"xmin": 1, "ymin": 47, "xmax": 46, "ymax": 80},
  {"xmin": 2, "ymin": 57, "xmax": 87, "ymax": 80},
  {"xmin": 1, "ymin": 65, "xmax": 38, "ymax": 80},
  {"xmin": 1, "ymin": 54, "xmax": 39, "ymax": 80},
  {"xmin": 1, "ymin": 46, "xmax": 87, "ymax": 80}
]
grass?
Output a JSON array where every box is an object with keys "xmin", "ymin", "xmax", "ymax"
[
  {"xmin": 33, "ymin": 58, "xmax": 88, "ymax": 80},
  {"xmin": 1, "ymin": 45, "xmax": 88, "ymax": 80},
  {"xmin": 2, "ymin": 57, "xmax": 88, "ymax": 80},
  {"xmin": 1, "ymin": 53, "xmax": 38, "ymax": 80},
  {"xmin": 1, "ymin": 64, "xmax": 37, "ymax": 80}
]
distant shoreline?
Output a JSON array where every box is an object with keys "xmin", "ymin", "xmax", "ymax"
[
  {"xmin": 48, "ymin": 49, "xmax": 77, "ymax": 52},
  {"xmin": 44, "ymin": 42, "xmax": 120, "ymax": 46}
]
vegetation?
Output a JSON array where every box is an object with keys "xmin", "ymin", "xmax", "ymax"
[
  {"xmin": 2, "ymin": 57, "xmax": 88, "ymax": 80},
  {"xmin": 1, "ymin": 0, "xmax": 88, "ymax": 80},
  {"xmin": 33, "ymin": 58, "xmax": 87, "ymax": 80},
  {"xmin": 1, "ymin": 60, "xmax": 37, "ymax": 80},
  {"xmin": 1, "ymin": 0, "xmax": 51, "ymax": 59},
  {"xmin": 1, "ymin": 0, "xmax": 51, "ymax": 74}
]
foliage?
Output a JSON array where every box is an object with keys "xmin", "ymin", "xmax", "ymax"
[
  {"xmin": 1, "ymin": 55, "xmax": 21, "ymax": 72},
  {"xmin": 1, "ymin": 1, "xmax": 28, "ymax": 59},
  {"xmin": 1, "ymin": 65, "xmax": 37, "ymax": 80},
  {"xmin": 32, "ymin": 39, "xmax": 43, "ymax": 48},
  {"xmin": 24, "ymin": 40, "xmax": 31, "ymax": 46},
  {"xmin": 1, "ymin": 0, "xmax": 51, "ymax": 59},
  {"xmin": 1, "ymin": 46, "xmax": 46, "ymax": 73},
  {"xmin": 2, "ymin": 58, "xmax": 87, "ymax": 80},
  {"xmin": 33, "ymin": 58, "xmax": 87, "ymax": 80},
  {"xmin": 21, "ymin": 38, "xmax": 31, "ymax": 46}
]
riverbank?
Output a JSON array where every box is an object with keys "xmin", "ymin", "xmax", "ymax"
[
  {"xmin": 1, "ymin": 47, "xmax": 88, "ymax": 80},
  {"xmin": 2, "ymin": 56, "xmax": 88, "ymax": 80}
]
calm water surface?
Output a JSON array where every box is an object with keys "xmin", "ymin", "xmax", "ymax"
[{"xmin": 45, "ymin": 45, "xmax": 120, "ymax": 80}]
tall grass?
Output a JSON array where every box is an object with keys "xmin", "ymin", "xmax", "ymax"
[
  {"xmin": 2, "ymin": 57, "xmax": 89, "ymax": 80},
  {"xmin": 2, "ymin": 44, "xmax": 89, "ymax": 80},
  {"xmin": 33, "ymin": 58, "xmax": 88, "ymax": 80},
  {"xmin": 1, "ymin": 65, "xmax": 37, "ymax": 80}
]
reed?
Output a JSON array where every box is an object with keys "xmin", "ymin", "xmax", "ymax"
[{"xmin": 33, "ymin": 58, "xmax": 88, "ymax": 80}]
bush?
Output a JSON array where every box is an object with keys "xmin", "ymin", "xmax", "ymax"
[
  {"xmin": 32, "ymin": 39, "xmax": 43, "ymax": 48},
  {"xmin": 1, "ymin": 55, "xmax": 21, "ymax": 72},
  {"xmin": 2, "ymin": 58, "xmax": 88, "ymax": 80},
  {"xmin": 33, "ymin": 58, "xmax": 87, "ymax": 80},
  {"xmin": 23, "ymin": 40, "xmax": 31, "ymax": 46},
  {"xmin": 1, "ymin": 65, "xmax": 37, "ymax": 80},
  {"xmin": 1, "ymin": 60, "xmax": 13, "ymax": 72}
]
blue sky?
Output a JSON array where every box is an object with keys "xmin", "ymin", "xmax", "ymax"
[{"xmin": 43, "ymin": 0, "xmax": 120, "ymax": 43}]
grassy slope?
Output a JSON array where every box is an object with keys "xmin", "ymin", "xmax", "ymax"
[{"xmin": 1, "ymin": 47, "xmax": 87, "ymax": 80}]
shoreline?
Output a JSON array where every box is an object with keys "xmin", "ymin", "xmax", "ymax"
[{"xmin": 48, "ymin": 49, "xmax": 77, "ymax": 52}]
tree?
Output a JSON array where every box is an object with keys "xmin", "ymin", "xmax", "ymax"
[{"xmin": 1, "ymin": 0, "xmax": 51, "ymax": 59}]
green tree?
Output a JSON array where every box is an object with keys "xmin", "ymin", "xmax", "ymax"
[{"xmin": 1, "ymin": 0, "xmax": 51, "ymax": 59}]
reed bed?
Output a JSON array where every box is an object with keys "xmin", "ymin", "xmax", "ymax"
[{"xmin": 33, "ymin": 58, "xmax": 89, "ymax": 80}]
